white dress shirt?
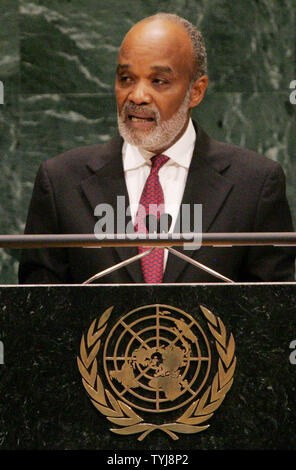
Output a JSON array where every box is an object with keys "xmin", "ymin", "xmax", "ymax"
[{"xmin": 122, "ymin": 118, "xmax": 196, "ymax": 269}]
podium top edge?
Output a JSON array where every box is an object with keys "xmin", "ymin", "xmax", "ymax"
[
  {"xmin": 0, "ymin": 233, "xmax": 296, "ymax": 248},
  {"xmin": 3, "ymin": 282, "xmax": 296, "ymax": 287}
]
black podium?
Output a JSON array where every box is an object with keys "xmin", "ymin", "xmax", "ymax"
[{"xmin": 0, "ymin": 282, "xmax": 295, "ymax": 451}]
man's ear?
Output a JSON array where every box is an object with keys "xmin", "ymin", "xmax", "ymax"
[{"xmin": 189, "ymin": 75, "xmax": 208, "ymax": 109}]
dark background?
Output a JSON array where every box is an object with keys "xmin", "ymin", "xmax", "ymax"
[
  {"xmin": 0, "ymin": 0, "xmax": 295, "ymax": 283},
  {"xmin": 0, "ymin": 284, "xmax": 295, "ymax": 449}
]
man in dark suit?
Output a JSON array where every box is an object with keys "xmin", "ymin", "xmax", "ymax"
[{"xmin": 18, "ymin": 13, "xmax": 295, "ymax": 284}]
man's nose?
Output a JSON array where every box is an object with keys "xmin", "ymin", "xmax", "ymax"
[{"xmin": 128, "ymin": 82, "xmax": 152, "ymax": 105}]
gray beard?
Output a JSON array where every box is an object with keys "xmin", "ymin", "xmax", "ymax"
[{"xmin": 117, "ymin": 88, "xmax": 191, "ymax": 153}]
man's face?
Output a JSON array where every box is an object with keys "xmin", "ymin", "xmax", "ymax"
[{"xmin": 115, "ymin": 19, "xmax": 198, "ymax": 153}]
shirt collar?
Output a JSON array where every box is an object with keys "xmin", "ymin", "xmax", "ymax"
[{"xmin": 123, "ymin": 118, "xmax": 196, "ymax": 171}]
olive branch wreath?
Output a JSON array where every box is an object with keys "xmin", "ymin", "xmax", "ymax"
[{"xmin": 77, "ymin": 305, "xmax": 236, "ymax": 441}]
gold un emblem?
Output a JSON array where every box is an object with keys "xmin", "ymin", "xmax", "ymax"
[{"xmin": 77, "ymin": 304, "xmax": 236, "ymax": 441}]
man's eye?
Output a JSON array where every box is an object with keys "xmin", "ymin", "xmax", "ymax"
[
  {"xmin": 152, "ymin": 78, "xmax": 169, "ymax": 86},
  {"xmin": 118, "ymin": 76, "xmax": 132, "ymax": 84}
]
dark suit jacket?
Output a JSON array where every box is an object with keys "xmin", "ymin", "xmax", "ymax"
[{"xmin": 18, "ymin": 122, "xmax": 295, "ymax": 284}]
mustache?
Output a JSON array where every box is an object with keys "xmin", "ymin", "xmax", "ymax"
[{"xmin": 121, "ymin": 103, "xmax": 160, "ymax": 121}]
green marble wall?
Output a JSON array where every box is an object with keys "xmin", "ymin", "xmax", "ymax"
[{"xmin": 0, "ymin": 0, "xmax": 295, "ymax": 283}]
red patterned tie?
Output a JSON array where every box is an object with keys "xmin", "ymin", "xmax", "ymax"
[{"xmin": 135, "ymin": 154, "xmax": 169, "ymax": 283}]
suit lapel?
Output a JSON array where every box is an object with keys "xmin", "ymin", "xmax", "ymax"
[
  {"xmin": 80, "ymin": 136, "xmax": 143, "ymax": 282},
  {"xmin": 163, "ymin": 123, "xmax": 234, "ymax": 283},
  {"xmin": 79, "ymin": 124, "xmax": 234, "ymax": 284}
]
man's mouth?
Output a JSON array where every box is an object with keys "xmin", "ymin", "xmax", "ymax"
[
  {"xmin": 128, "ymin": 114, "xmax": 154, "ymax": 122},
  {"xmin": 125, "ymin": 112, "xmax": 157, "ymax": 129}
]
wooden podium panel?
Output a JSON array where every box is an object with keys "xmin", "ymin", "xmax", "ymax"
[{"xmin": 0, "ymin": 283, "xmax": 295, "ymax": 450}]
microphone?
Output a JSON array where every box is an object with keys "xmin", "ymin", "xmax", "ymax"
[{"xmin": 145, "ymin": 213, "xmax": 172, "ymax": 234}]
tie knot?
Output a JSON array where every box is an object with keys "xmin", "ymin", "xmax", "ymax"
[{"xmin": 151, "ymin": 154, "xmax": 169, "ymax": 173}]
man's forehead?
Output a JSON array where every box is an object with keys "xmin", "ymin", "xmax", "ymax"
[
  {"xmin": 116, "ymin": 63, "xmax": 174, "ymax": 75},
  {"xmin": 119, "ymin": 18, "xmax": 193, "ymax": 60},
  {"xmin": 117, "ymin": 20, "xmax": 193, "ymax": 78}
]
